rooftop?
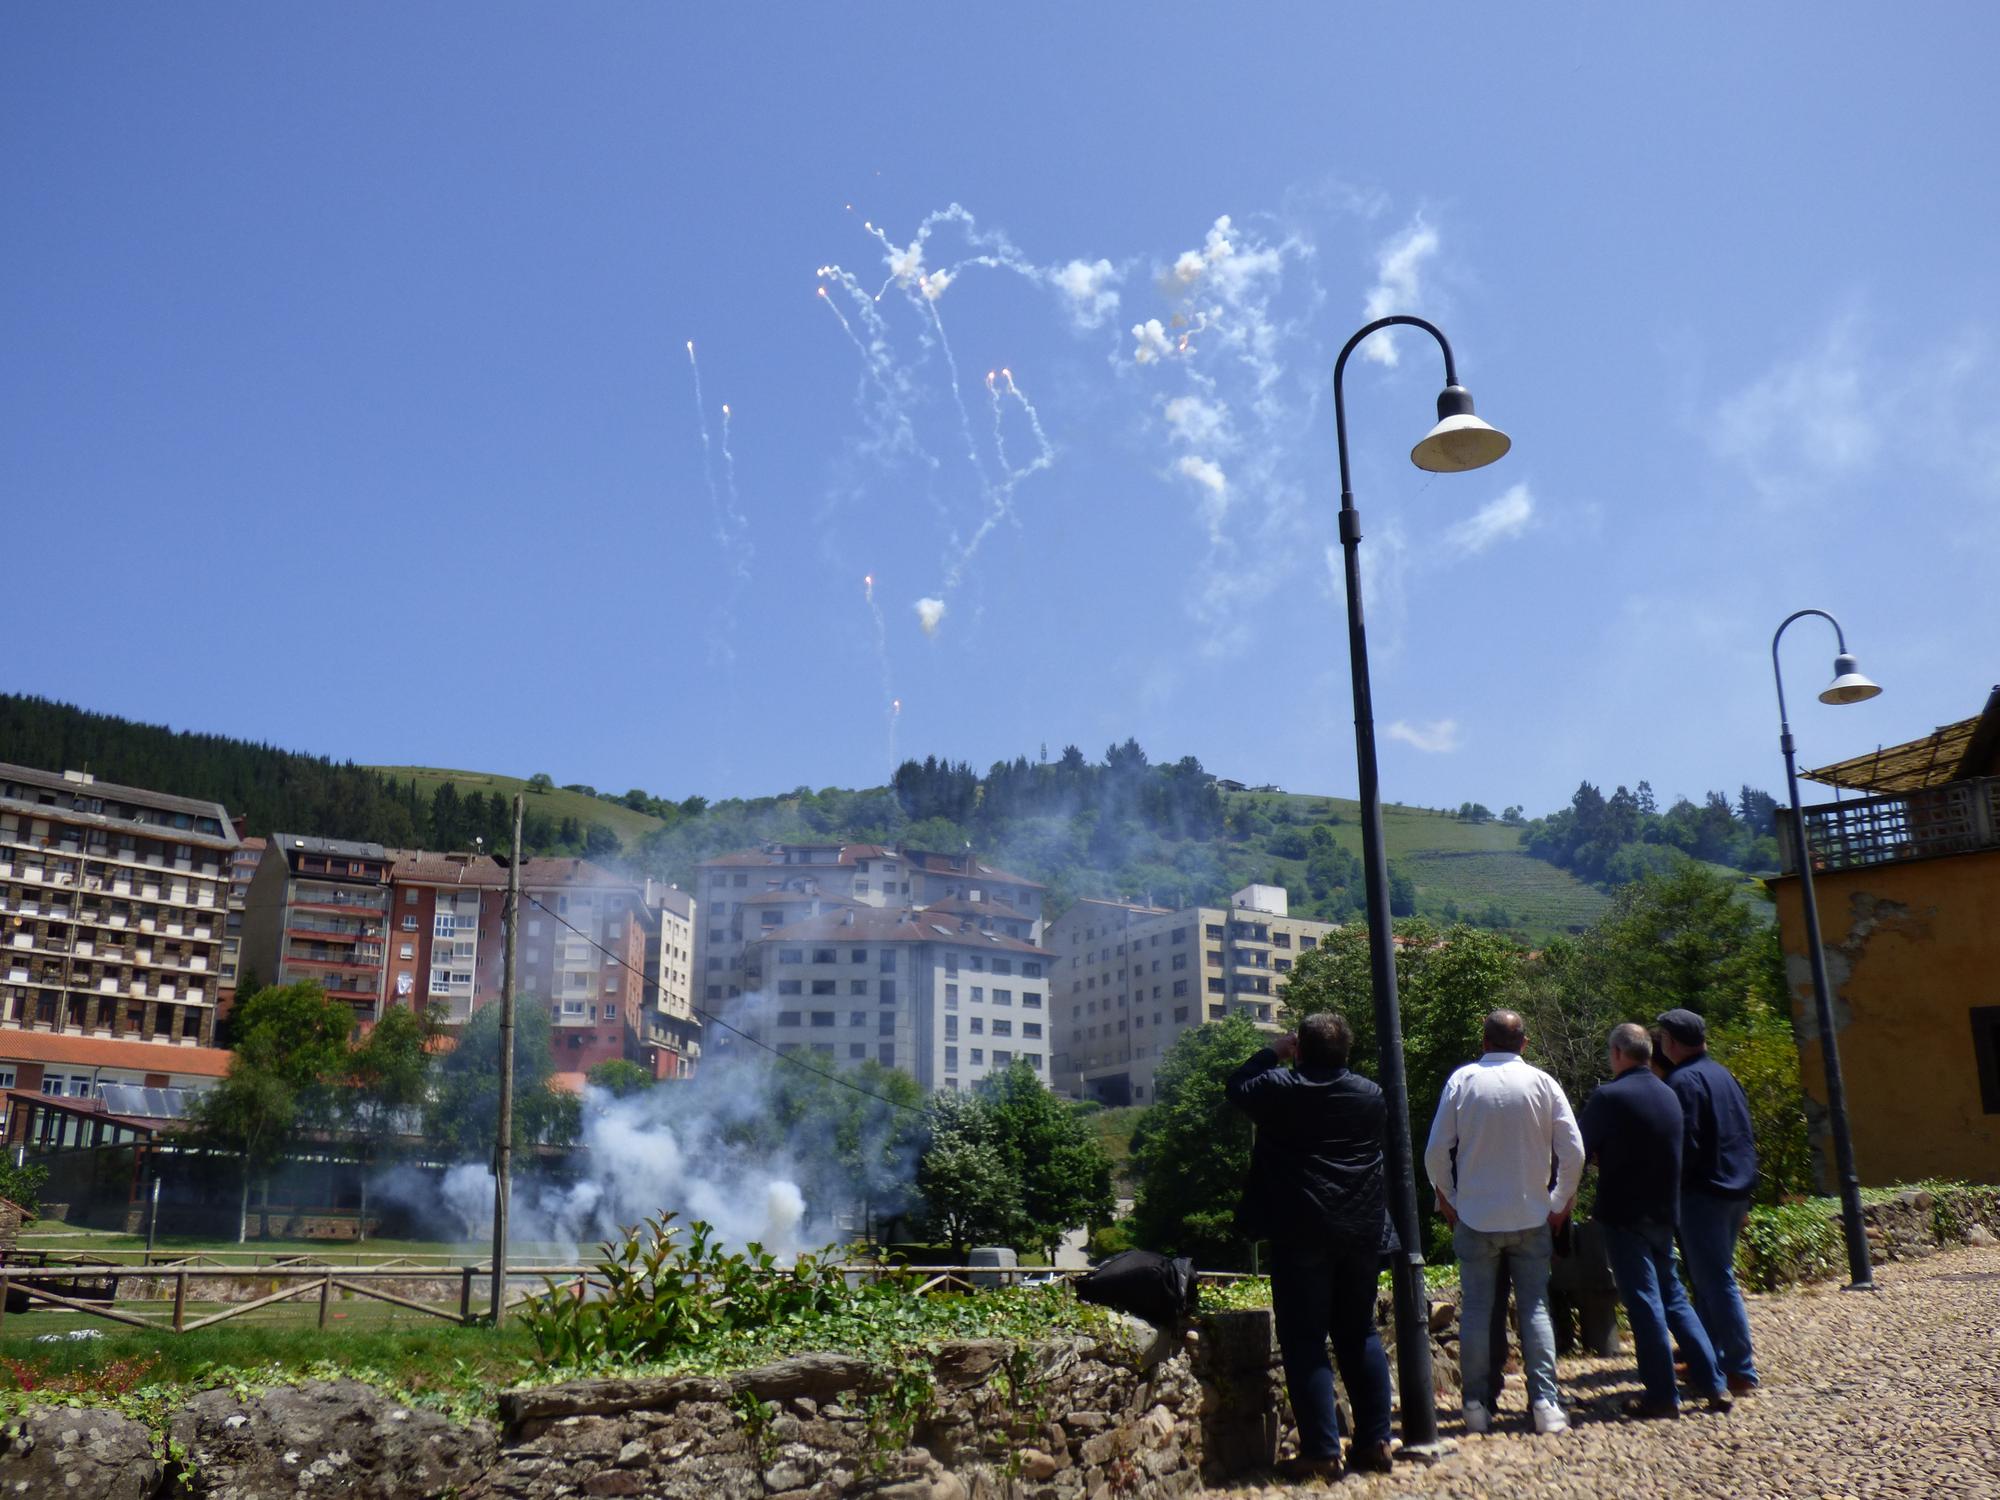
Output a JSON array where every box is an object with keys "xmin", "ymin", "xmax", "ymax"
[
  {"xmin": 0, "ymin": 762, "xmax": 237, "ymax": 847},
  {"xmin": 275, "ymin": 833, "xmax": 389, "ymax": 862},
  {"xmin": 1806, "ymin": 686, "xmax": 2000, "ymax": 793},
  {"xmin": 758, "ymin": 906, "xmax": 1046, "ymax": 955},
  {"xmin": 387, "ymin": 851, "xmax": 510, "ymax": 887},
  {"xmin": 0, "ymin": 1030, "xmax": 234, "ymax": 1078}
]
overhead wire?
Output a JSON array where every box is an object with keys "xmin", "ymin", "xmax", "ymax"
[{"xmin": 515, "ymin": 888, "xmax": 927, "ymax": 1116}]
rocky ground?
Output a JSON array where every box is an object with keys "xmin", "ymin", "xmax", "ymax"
[{"xmin": 1210, "ymin": 1242, "xmax": 2000, "ymax": 1500}]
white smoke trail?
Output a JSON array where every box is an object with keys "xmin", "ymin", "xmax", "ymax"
[
  {"xmin": 719, "ymin": 402, "xmax": 754, "ymax": 585},
  {"xmin": 686, "ymin": 341, "xmax": 740, "ymax": 670}
]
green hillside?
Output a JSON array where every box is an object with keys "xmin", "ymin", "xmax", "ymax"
[{"xmin": 368, "ymin": 766, "xmax": 668, "ymax": 847}]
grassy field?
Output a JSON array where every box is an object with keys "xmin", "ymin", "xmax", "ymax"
[
  {"xmin": 1228, "ymin": 792, "xmax": 1612, "ymax": 937},
  {"xmin": 370, "ymin": 766, "xmax": 668, "ymax": 846}
]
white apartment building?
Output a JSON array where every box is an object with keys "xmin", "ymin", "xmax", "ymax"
[
  {"xmin": 1046, "ymin": 884, "xmax": 1338, "ymax": 1105},
  {"xmin": 695, "ymin": 842, "xmax": 1044, "ymax": 1019},
  {"xmin": 730, "ymin": 905, "xmax": 1050, "ymax": 1091}
]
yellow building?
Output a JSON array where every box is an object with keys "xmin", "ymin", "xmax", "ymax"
[{"xmin": 1770, "ymin": 685, "xmax": 2000, "ymax": 1187}]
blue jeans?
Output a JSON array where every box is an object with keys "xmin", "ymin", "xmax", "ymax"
[
  {"xmin": 1269, "ymin": 1241, "xmax": 1394, "ymax": 1459},
  {"xmin": 1680, "ymin": 1192, "xmax": 1758, "ymax": 1384},
  {"xmin": 1601, "ymin": 1219, "xmax": 1722, "ymax": 1408},
  {"xmin": 1454, "ymin": 1222, "xmax": 1558, "ymax": 1411}
]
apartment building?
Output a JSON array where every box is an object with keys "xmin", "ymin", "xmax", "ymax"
[
  {"xmin": 216, "ymin": 834, "xmax": 266, "ymax": 1014},
  {"xmin": 694, "ymin": 842, "xmax": 1044, "ymax": 1021},
  {"xmin": 238, "ymin": 836, "xmax": 393, "ymax": 1021},
  {"xmin": 1045, "ymin": 884, "xmax": 1337, "ymax": 1105},
  {"xmin": 0, "ymin": 764, "xmax": 237, "ymax": 1062},
  {"xmin": 732, "ymin": 905, "xmax": 1050, "ymax": 1091},
  {"xmin": 384, "ymin": 851, "xmax": 508, "ymax": 1022},
  {"xmin": 513, "ymin": 858, "xmax": 654, "ymax": 1077},
  {"xmin": 640, "ymin": 882, "xmax": 699, "ymax": 1078}
]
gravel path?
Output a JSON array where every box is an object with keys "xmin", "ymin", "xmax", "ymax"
[{"xmin": 1211, "ymin": 1243, "xmax": 2000, "ymax": 1499}]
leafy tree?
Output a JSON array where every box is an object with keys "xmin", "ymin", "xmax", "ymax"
[
  {"xmin": 346, "ymin": 1004, "xmax": 437, "ymax": 1240},
  {"xmin": 915, "ymin": 1091, "xmax": 1022, "ymax": 1262},
  {"xmin": 426, "ymin": 1004, "xmax": 580, "ymax": 1160},
  {"xmin": 586, "ymin": 1059, "xmax": 656, "ymax": 1097},
  {"xmin": 0, "ymin": 1159, "xmax": 49, "ymax": 1216},
  {"xmin": 584, "ymin": 823, "xmax": 622, "ymax": 859},
  {"xmin": 194, "ymin": 981, "xmax": 356, "ymax": 1242},
  {"xmin": 527, "ymin": 773, "xmax": 555, "ymax": 794},
  {"xmin": 1592, "ymin": 859, "xmax": 1762, "ymax": 1029},
  {"xmin": 1129, "ymin": 1015, "xmax": 1264, "ymax": 1269},
  {"xmin": 978, "ymin": 1062, "xmax": 1115, "ymax": 1260},
  {"xmin": 1388, "ymin": 864, "xmax": 1418, "ymax": 917}
]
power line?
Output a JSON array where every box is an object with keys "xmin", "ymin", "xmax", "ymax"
[{"xmin": 517, "ymin": 889, "xmax": 927, "ymax": 1117}]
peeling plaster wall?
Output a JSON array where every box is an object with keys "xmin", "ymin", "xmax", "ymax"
[{"xmin": 1772, "ymin": 855, "xmax": 2000, "ymax": 1187}]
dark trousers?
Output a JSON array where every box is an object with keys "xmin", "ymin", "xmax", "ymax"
[
  {"xmin": 1269, "ymin": 1241, "xmax": 1394, "ymax": 1459},
  {"xmin": 1601, "ymin": 1219, "xmax": 1722, "ymax": 1408}
]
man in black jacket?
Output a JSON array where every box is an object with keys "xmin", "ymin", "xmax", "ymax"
[{"xmin": 1228, "ymin": 1013, "xmax": 1395, "ymax": 1479}]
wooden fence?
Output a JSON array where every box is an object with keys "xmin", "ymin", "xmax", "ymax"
[{"xmin": 0, "ymin": 1262, "xmax": 1241, "ymax": 1335}]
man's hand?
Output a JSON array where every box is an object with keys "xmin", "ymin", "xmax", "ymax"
[
  {"xmin": 1434, "ymin": 1189, "xmax": 1458, "ymax": 1227},
  {"xmin": 1273, "ymin": 1032, "xmax": 1299, "ymax": 1063},
  {"xmin": 1549, "ymin": 1202, "xmax": 1573, "ymax": 1232}
]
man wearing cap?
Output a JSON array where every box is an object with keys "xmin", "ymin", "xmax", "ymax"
[
  {"xmin": 1580, "ymin": 1023, "xmax": 1732, "ymax": 1419},
  {"xmin": 1656, "ymin": 1007, "xmax": 1761, "ymax": 1395},
  {"xmin": 1424, "ymin": 1010, "xmax": 1585, "ymax": 1436}
]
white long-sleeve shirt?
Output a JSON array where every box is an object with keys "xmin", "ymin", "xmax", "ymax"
[{"xmin": 1423, "ymin": 1052, "xmax": 1585, "ymax": 1234}]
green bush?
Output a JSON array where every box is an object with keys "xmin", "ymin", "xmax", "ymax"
[
  {"xmin": 1737, "ymin": 1200, "xmax": 1843, "ymax": 1291},
  {"xmin": 1087, "ymin": 1220, "xmax": 1136, "ymax": 1260},
  {"xmin": 0, "ymin": 1160, "xmax": 47, "ymax": 1215}
]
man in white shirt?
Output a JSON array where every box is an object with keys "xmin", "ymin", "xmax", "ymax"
[{"xmin": 1423, "ymin": 1009, "xmax": 1585, "ymax": 1437}]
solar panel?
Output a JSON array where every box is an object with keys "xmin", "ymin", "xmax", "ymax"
[{"xmin": 98, "ymin": 1084, "xmax": 204, "ymax": 1119}]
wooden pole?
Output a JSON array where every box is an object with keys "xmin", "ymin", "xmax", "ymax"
[
  {"xmin": 317, "ymin": 1273, "xmax": 332, "ymax": 1328},
  {"xmin": 172, "ymin": 1269, "xmax": 188, "ymax": 1332},
  {"xmin": 490, "ymin": 794, "xmax": 523, "ymax": 1326}
]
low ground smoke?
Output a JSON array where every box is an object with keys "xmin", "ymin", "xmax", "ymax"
[{"xmin": 399, "ymin": 1045, "xmax": 900, "ymax": 1259}]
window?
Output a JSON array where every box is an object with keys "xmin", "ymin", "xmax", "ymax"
[
  {"xmin": 850, "ymin": 979, "xmax": 869, "ymax": 996},
  {"xmin": 1173, "ymin": 979, "xmax": 1189, "ymax": 997},
  {"xmin": 1273, "ymin": 932, "xmax": 1291, "ymax": 948},
  {"xmin": 401, "ymin": 916, "xmax": 418, "ymax": 932},
  {"xmin": 944, "ymin": 1046, "xmax": 958, "ymax": 1070},
  {"xmin": 993, "ymin": 988, "xmax": 1012, "ymax": 1006},
  {"xmin": 944, "ymin": 983, "xmax": 958, "ymax": 1005},
  {"xmin": 1208, "ymin": 977, "xmax": 1225, "ymax": 993},
  {"xmin": 1207, "ymin": 950, "xmax": 1223, "ymax": 966},
  {"xmin": 400, "ymin": 943, "xmax": 415, "ymax": 959},
  {"xmin": 1024, "ymin": 992, "xmax": 1042, "ymax": 1008},
  {"xmin": 810, "ymin": 1011, "xmax": 835, "ymax": 1027},
  {"xmin": 945, "ymin": 1016, "xmax": 959, "ymax": 1040},
  {"xmin": 778, "ymin": 980, "xmax": 803, "ymax": 996},
  {"xmin": 1301, "ymin": 936, "xmax": 1318, "ymax": 950},
  {"xmin": 971, "ymin": 986, "xmax": 984, "ymax": 1002},
  {"xmin": 970, "ymin": 1016, "xmax": 984, "ymax": 1035},
  {"xmin": 0, "ymin": 1069, "xmax": 12, "ymax": 1089},
  {"xmin": 879, "ymin": 949, "xmax": 896, "ymax": 974},
  {"xmin": 777, "ymin": 1009, "xmax": 803, "ymax": 1026},
  {"xmin": 994, "ymin": 958, "xmax": 1013, "ymax": 976},
  {"xmin": 879, "ymin": 1043, "xmax": 895, "ymax": 1065},
  {"xmin": 849, "ymin": 1010, "xmax": 866, "ymax": 1027},
  {"xmin": 879, "ymin": 979, "xmax": 896, "ymax": 1005},
  {"xmin": 1206, "ymin": 924, "xmax": 1223, "ymax": 939},
  {"xmin": 812, "ymin": 948, "xmax": 837, "ymax": 964},
  {"xmin": 1974, "ymin": 1006, "xmax": 2000, "ymax": 1114},
  {"xmin": 851, "ymin": 948, "xmax": 868, "ymax": 964},
  {"xmin": 811, "ymin": 979, "xmax": 837, "ymax": 996},
  {"xmin": 992, "ymin": 1019, "xmax": 1012, "ymax": 1037},
  {"xmin": 1172, "ymin": 953, "xmax": 1187, "ymax": 971},
  {"xmin": 992, "ymin": 1050, "xmax": 1012, "ymax": 1066},
  {"xmin": 878, "ymin": 1011, "xmax": 894, "ymax": 1036},
  {"xmin": 1027, "ymin": 1054, "xmax": 1043, "ymax": 1070},
  {"xmin": 779, "ymin": 948, "xmax": 803, "ymax": 964},
  {"xmin": 1275, "ymin": 958, "xmax": 1292, "ymax": 973},
  {"xmin": 405, "ymin": 889, "xmax": 418, "ymax": 905},
  {"xmin": 1023, "ymin": 1022, "xmax": 1041, "ymax": 1039},
  {"xmin": 969, "ymin": 954, "xmax": 985, "ymax": 972},
  {"xmin": 970, "ymin": 1048, "xmax": 984, "ymax": 1065},
  {"xmin": 1022, "ymin": 960, "xmax": 1042, "ymax": 977},
  {"xmin": 849, "ymin": 1043, "xmax": 866, "ymax": 1059}
]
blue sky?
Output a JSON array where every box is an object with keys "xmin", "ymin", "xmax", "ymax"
[{"xmin": 5, "ymin": 5, "xmax": 1996, "ymax": 815}]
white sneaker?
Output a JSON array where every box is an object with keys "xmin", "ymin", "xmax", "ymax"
[
  {"xmin": 1462, "ymin": 1399, "xmax": 1491, "ymax": 1434},
  {"xmin": 1532, "ymin": 1399, "xmax": 1570, "ymax": 1435}
]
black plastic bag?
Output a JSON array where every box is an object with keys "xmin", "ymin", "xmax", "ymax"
[{"xmin": 1072, "ymin": 1250, "xmax": 1199, "ymax": 1327}]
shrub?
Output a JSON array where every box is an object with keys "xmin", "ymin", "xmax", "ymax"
[{"xmin": 1737, "ymin": 1201, "xmax": 1843, "ymax": 1291}]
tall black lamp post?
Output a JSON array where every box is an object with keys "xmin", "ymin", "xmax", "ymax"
[
  {"xmin": 1332, "ymin": 316, "xmax": 1510, "ymax": 1447},
  {"xmin": 1771, "ymin": 608, "xmax": 1880, "ymax": 1290}
]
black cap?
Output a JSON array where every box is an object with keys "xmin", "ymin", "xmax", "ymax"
[{"xmin": 1656, "ymin": 1008, "xmax": 1707, "ymax": 1046}]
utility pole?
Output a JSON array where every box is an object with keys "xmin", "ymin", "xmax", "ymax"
[{"xmin": 490, "ymin": 793, "xmax": 523, "ymax": 1326}]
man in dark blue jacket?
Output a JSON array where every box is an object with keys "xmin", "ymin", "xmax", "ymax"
[
  {"xmin": 1580, "ymin": 1024, "xmax": 1730, "ymax": 1418},
  {"xmin": 1228, "ymin": 1013, "xmax": 1395, "ymax": 1480},
  {"xmin": 1658, "ymin": 1007, "xmax": 1761, "ymax": 1394}
]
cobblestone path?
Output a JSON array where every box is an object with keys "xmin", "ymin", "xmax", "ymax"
[{"xmin": 1211, "ymin": 1242, "xmax": 2000, "ymax": 1499}]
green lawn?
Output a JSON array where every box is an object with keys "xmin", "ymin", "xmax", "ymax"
[{"xmin": 369, "ymin": 766, "xmax": 668, "ymax": 846}]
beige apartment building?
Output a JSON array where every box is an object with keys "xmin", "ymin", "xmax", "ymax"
[
  {"xmin": 0, "ymin": 764, "xmax": 237, "ymax": 1056},
  {"xmin": 730, "ymin": 905, "xmax": 1051, "ymax": 1091},
  {"xmin": 695, "ymin": 842, "xmax": 1044, "ymax": 1019},
  {"xmin": 1046, "ymin": 884, "xmax": 1337, "ymax": 1105}
]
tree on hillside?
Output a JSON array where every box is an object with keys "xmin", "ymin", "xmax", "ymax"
[
  {"xmin": 1129, "ymin": 1015, "xmax": 1264, "ymax": 1269},
  {"xmin": 426, "ymin": 1004, "xmax": 579, "ymax": 1160},
  {"xmin": 194, "ymin": 981, "xmax": 356, "ymax": 1242},
  {"xmin": 915, "ymin": 1091, "xmax": 1022, "ymax": 1262},
  {"xmin": 979, "ymin": 1062, "xmax": 1115, "ymax": 1260},
  {"xmin": 584, "ymin": 823, "xmax": 622, "ymax": 859},
  {"xmin": 1592, "ymin": 859, "xmax": 1763, "ymax": 1029},
  {"xmin": 527, "ymin": 773, "xmax": 555, "ymax": 793}
]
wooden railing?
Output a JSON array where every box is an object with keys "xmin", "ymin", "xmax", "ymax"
[{"xmin": 1780, "ymin": 777, "xmax": 2000, "ymax": 875}]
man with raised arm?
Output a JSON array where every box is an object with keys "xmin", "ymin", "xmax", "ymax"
[{"xmin": 1423, "ymin": 1009, "xmax": 1585, "ymax": 1437}]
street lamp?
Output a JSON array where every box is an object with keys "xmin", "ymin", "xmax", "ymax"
[
  {"xmin": 1771, "ymin": 609, "xmax": 1881, "ymax": 1290},
  {"xmin": 1332, "ymin": 315, "xmax": 1509, "ymax": 1449}
]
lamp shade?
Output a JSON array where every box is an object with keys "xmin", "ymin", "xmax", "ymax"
[
  {"xmin": 1820, "ymin": 653, "xmax": 1882, "ymax": 705},
  {"xmin": 1411, "ymin": 384, "xmax": 1510, "ymax": 472}
]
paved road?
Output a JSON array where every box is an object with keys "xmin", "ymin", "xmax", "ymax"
[{"xmin": 1211, "ymin": 1242, "xmax": 2000, "ymax": 1498}]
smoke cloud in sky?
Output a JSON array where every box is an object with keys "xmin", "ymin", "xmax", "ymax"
[{"xmin": 915, "ymin": 596, "xmax": 947, "ymax": 635}]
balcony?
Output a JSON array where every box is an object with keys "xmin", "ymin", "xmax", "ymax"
[{"xmin": 1780, "ymin": 777, "xmax": 2000, "ymax": 875}]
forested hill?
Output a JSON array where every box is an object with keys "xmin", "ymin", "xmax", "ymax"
[{"xmin": 0, "ymin": 694, "xmax": 1725, "ymax": 938}]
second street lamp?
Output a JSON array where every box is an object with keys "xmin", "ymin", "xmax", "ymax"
[
  {"xmin": 1771, "ymin": 608, "xmax": 1881, "ymax": 1291},
  {"xmin": 1332, "ymin": 315, "xmax": 1509, "ymax": 1448}
]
